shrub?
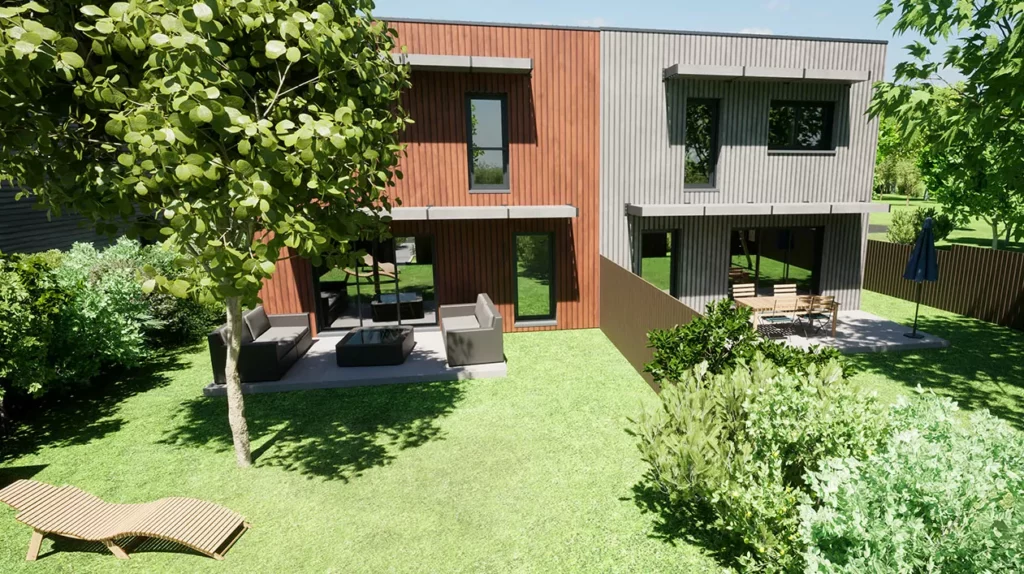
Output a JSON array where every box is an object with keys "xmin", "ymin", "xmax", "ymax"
[
  {"xmin": 887, "ymin": 206, "xmax": 955, "ymax": 244},
  {"xmin": 645, "ymin": 299, "xmax": 843, "ymax": 382},
  {"xmin": 136, "ymin": 244, "xmax": 223, "ymax": 345},
  {"xmin": 636, "ymin": 356, "xmax": 888, "ymax": 571},
  {"xmin": 800, "ymin": 392, "xmax": 1024, "ymax": 573}
]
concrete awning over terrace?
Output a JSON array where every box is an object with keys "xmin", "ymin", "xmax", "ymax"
[
  {"xmin": 384, "ymin": 205, "xmax": 578, "ymax": 221},
  {"xmin": 391, "ymin": 53, "xmax": 533, "ymax": 74},
  {"xmin": 662, "ymin": 64, "xmax": 871, "ymax": 83},
  {"xmin": 625, "ymin": 202, "xmax": 890, "ymax": 217}
]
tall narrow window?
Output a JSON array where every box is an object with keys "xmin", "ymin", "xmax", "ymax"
[
  {"xmin": 513, "ymin": 233, "xmax": 555, "ymax": 322},
  {"xmin": 684, "ymin": 99, "xmax": 720, "ymax": 188},
  {"xmin": 768, "ymin": 101, "xmax": 835, "ymax": 150},
  {"xmin": 637, "ymin": 231, "xmax": 680, "ymax": 297},
  {"xmin": 467, "ymin": 94, "xmax": 509, "ymax": 191}
]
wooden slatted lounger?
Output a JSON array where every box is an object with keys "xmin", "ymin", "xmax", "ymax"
[{"xmin": 0, "ymin": 480, "xmax": 249, "ymax": 561}]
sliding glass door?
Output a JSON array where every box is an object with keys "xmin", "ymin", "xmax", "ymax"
[{"xmin": 729, "ymin": 227, "xmax": 823, "ymax": 294}]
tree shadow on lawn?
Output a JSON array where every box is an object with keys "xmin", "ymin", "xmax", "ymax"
[
  {"xmin": 1, "ymin": 349, "xmax": 189, "ymax": 464},
  {"xmin": 630, "ymin": 480, "xmax": 747, "ymax": 570},
  {"xmin": 160, "ymin": 381, "xmax": 465, "ymax": 481},
  {"xmin": 848, "ymin": 312, "xmax": 1024, "ymax": 429}
]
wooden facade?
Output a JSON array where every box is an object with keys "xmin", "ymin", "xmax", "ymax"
[{"xmin": 260, "ymin": 20, "xmax": 601, "ymax": 332}]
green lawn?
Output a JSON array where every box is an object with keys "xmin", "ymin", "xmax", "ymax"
[
  {"xmin": 0, "ymin": 331, "xmax": 717, "ymax": 573},
  {"xmin": 640, "ymin": 256, "xmax": 671, "ymax": 291},
  {"xmin": 515, "ymin": 264, "xmax": 553, "ymax": 318},
  {"xmin": 851, "ymin": 290, "xmax": 1024, "ymax": 428},
  {"xmin": 322, "ymin": 262, "xmax": 436, "ymax": 301},
  {"xmin": 869, "ymin": 194, "xmax": 1024, "ymax": 252}
]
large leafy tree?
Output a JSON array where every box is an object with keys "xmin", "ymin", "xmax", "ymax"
[
  {"xmin": 871, "ymin": 0, "xmax": 1024, "ymax": 248},
  {"xmin": 0, "ymin": 0, "xmax": 410, "ymax": 466}
]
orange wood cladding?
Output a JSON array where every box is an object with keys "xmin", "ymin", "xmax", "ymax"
[
  {"xmin": 260, "ymin": 247, "xmax": 319, "ymax": 336},
  {"xmin": 389, "ymin": 21, "xmax": 601, "ymax": 331},
  {"xmin": 258, "ymin": 22, "xmax": 600, "ymax": 332}
]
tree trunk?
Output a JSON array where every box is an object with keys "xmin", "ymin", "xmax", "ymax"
[
  {"xmin": 992, "ymin": 222, "xmax": 1001, "ymax": 250},
  {"xmin": 371, "ymin": 237, "xmax": 381, "ymax": 297},
  {"xmin": 224, "ymin": 296, "xmax": 252, "ymax": 467}
]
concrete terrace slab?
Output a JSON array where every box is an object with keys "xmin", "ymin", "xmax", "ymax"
[
  {"xmin": 783, "ymin": 310, "xmax": 950, "ymax": 354},
  {"xmin": 203, "ymin": 328, "xmax": 506, "ymax": 396}
]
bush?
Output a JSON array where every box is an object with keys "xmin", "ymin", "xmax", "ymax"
[
  {"xmin": 136, "ymin": 244, "xmax": 223, "ymax": 345},
  {"xmin": 801, "ymin": 392, "xmax": 1024, "ymax": 573},
  {"xmin": 636, "ymin": 356, "xmax": 888, "ymax": 571},
  {"xmin": 645, "ymin": 299, "xmax": 843, "ymax": 382},
  {"xmin": 887, "ymin": 206, "xmax": 955, "ymax": 244}
]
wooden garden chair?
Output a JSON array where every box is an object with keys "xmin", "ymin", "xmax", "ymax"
[
  {"xmin": 0, "ymin": 480, "xmax": 249, "ymax": 561},
  {"xmin": 802, "ymin": 295, "xmax": 837, "ymax": 338},
  {"xmin": 760, "ymin": 297, "xmax": 801, "ymax": 338},
  {"xmin": 773, "ymin": 283, "xmax": 798, "ymax": 298},
  {"xmin": 731, "ymin": 283, "xmax": 756, "ymax": 300}
]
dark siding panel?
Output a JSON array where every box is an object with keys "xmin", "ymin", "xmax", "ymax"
[{"xmin": 0, "ymin": 191, "xmax": 108, "ymax": 254}]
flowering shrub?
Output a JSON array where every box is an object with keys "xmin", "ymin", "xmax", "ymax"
[
  {"xmin": 801, "ymin": 392, "xmax": 1024, "ymax": 573},
  {"xmin": 636, "ymin": 356, "xmax": 888, "ymax": 572}
]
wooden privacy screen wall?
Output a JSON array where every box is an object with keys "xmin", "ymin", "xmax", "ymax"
[
  {"xmin": 863, "ymin": 240, "xmax": 1024, "ymax": 331},
  {"xmin": 599, "ymin": 256, "xmax": 700, "ymax": 391}
]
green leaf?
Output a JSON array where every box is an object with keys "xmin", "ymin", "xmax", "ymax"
[
  {"xmin": 193, "ymin": 3, "xmax": 214, "ymax": 22},
  {"xmin": 316, "ymin": 3, "xmax": 335, "ymax": 22},
  {"xmin": 149, "ymin": 33, "xmax": 169, "ymax": 47},
  {"xmin": 189, "ymin": 105, "xmax": 213, "ymax": 123},
  {"xmin": 141, "ymin": 279, "xmax": 157, "ymax": 294},
  {"xmin": 286, "ymin": 46, "xmax": 301, "ymax": 63},
  {"xmin": 259, "ymin": 261, "xmax": 277, "ymax": 275},
  {"xmin": 175, "ymin": 164, "xmax": 192, "ymax": 180},
  {"xmin": 169, "ymin": 279, "xmax": 189, "ymax": 298},
  {"xmin": 80, "ymin": 5, "xmax": 105, "ymax": 16},
  {"xmin": 117, "ymin": 153, "xmax": 134, "ymax": 167},
  {"xmin": 265, "ymin": 40, "xmax": 287, "ymax": 59},
  {"xmin": 238, "ymin": 140, "xmax": 251, "ymax": 155},
  {"xmin": 109, "ymin": 2, "xmax": 130, "ymax": 18},
  {"xmin": 60, "ymin": 52, "xmax": 85, "ymax": 68}
]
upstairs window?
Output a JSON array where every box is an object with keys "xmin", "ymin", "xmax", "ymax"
[
  {"xmin": 768, "ymin": 101, "xmax": 835, "ymax": 151},
  {"xmin": 467, "ymin": 94, "xmax": 509, "ymax": 191},
  {"xmin": 684, "ymin": 99, "xmax": 720, "ymax": 188}
]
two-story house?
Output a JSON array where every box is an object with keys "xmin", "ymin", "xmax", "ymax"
[
  {"xmin": 600, "ymin": 27, "xmax": 888, "ymax": 312},
  {"xmin": 258, "ymin": 19, "xmax": 887, "ymax": 333}
]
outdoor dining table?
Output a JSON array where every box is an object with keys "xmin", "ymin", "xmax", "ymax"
[{"xmin": 734, "ymin": 295, "xmax": 839, "ymax": 337}]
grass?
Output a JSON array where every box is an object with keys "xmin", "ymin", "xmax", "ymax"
[
  {"xmin": 869, "ymin": 194, "xmax": 1024, "ymax": 252},
  {"xmin": 515, "ymin": 264, "xmax": 553, "ymax": 318},
  {"xmin": 850, "ymin": 290, "xmax": 1024, "ymax": 428},
  {"xmin": 640, "ymin": 256, "xmax": 671, "ymax": 291},
  {"xmin": 321, "ymin": 263, "xmax": 436, "ymax": 301},
  {"xmin": 0, "ymin": 331, "xmax": 718, "ymax": 573}
]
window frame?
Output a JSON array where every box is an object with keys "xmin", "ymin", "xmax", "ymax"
[
  {"xmin": 767, "ymin": 100, "xmax": 836, "ymax": 151},
  {"xmin": 683, "ymin": 98, "xmax": 721, "ymax": 189},
  {"xmin": 465, "ymin": 93, "xmax": 510, "ymax": 192},
  {"xmin": 512, "ymin": 232, "xmax": 556, "ymax": 323}
]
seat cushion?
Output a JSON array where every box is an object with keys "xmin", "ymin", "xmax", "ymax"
[
  {"xmin": 255, "ymin": 326, "xmax": 309, "ymax": 345},
  {"xmin": 244, "ymin": 307, "xmax": 272, "ymax": 340},
  {"xmin": 442, "ymin": 315, "xmax": 480, "ymax": 332}
]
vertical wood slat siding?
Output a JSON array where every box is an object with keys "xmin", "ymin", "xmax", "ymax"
[
  {"xmin": 384, "ymin": 22, "xmax": 600, "ymax": 331},
  {"xmin": 0, "ymin": 190, "xmax": 109, "ymax": 254},
  {"xmin": 599, "ymin": 30, "xmax": 887, "ymax": 269},
  {"xmin": 637, "ymin": 213, "xmax": 866, "ymax": 311},
  {"xmin": 260, "ymin": 247, "xmax": 318, "ymax": 336},
  {"xmin": 863, "ymin": 240, "xmax": 1024, "ymax": 330},
  {"xmin": 600, "ymin": 256, "xmax": 700, "ymax": 391}
]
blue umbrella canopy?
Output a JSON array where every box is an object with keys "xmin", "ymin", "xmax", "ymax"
[{"xmin": 903, "ymin": 217, "xmax": 939, "ymax": 283}]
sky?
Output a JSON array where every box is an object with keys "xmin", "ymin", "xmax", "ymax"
[{"xmin": 373, "ymin": 0, "xmax": 940, "ymax": 81}]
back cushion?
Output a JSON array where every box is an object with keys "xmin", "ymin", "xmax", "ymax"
[
  {"xmin": 244, "ymin": 307, "xmax": 271, "ymax": 340},
  {"xmin": 475, "ymin": 295, "xmax": 494, "ymax": 328}
]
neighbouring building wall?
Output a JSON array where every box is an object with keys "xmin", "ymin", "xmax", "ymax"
[
  {"xmin": 635, "ymin": 213, "xmax": 868, "ymax": 311},
  {"xmin": 0, "ymin": 185, "xmax": 108, "ymax": 254},
  {"xmin": 384, "ymin": 21, "xmax": 601, "ymax": 331},
  {"xmin": 599, "ymin": 29, "xmax": 887, "ymax": 268}
]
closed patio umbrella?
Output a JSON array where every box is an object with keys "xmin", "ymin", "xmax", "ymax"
[{"xmin": 902, "ymin": 217, "xmax": 939, "ymax": 338}]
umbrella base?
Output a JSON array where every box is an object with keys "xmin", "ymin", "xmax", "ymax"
[{"xmin": 903, "ymin": 332, "xmax": 924, "ymax": 339}]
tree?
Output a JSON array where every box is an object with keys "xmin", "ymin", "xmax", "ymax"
[
  {"xmin": 0, "ymin": 1, "xmax": 411, "ymax": 466},
  {"xmin": 874, "ymin": 116, "xmax": 925, "ymax": 204},
  {"xmin": 871, "ymin": 0, "xmax": 1024, "ymax": 249}
]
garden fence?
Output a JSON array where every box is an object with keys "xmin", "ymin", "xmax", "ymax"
[
  {"xmin": 599, "ymin": 256, "xmax": 700, "ymax": 391},
  {"xmin": 863, "ymin": 240, "xmax": 1024, "ymax": 331}
]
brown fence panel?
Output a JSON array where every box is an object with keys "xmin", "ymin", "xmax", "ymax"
[
  {"xmin": 599, "ymin": 256, "xmax": 700, "ymax": 391},
  {"xmin": 863, "ymin": 240, "xmax": 1024, "ymax": 331}
]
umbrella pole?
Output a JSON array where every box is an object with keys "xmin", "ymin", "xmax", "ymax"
[{"xmin": 905, "ymin": 282, "xmax": 924, "ymax": 339}]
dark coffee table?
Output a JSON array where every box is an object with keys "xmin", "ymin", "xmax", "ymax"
[
  {"xmin": 336, "ymin": 326, "xmax": 415, "ymax": 367},
  {"xmin": 370, "ymin": 292, "xmax": 425, "ymax": 322}
]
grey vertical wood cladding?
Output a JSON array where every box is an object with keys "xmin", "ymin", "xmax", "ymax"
[
  {"xmin": 600, "ymin": 29, "xmax": 885, "ymax": 309},
  {"xmin": 0, "ymin": 187, "xmax": 107, "ymax": 254}
]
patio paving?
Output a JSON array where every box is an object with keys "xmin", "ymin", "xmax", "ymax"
[
  {"xmin": 774, "ymin": 310, "xmax": 950, "ymax": 354},
  {"xmin": 202, "ymin": 327, "xmax": 506, "ymax": 396}
]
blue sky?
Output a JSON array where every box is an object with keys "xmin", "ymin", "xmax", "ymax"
[{"xmin": 374, "ymin": 0, "xmax": 934, "ymax": 81}]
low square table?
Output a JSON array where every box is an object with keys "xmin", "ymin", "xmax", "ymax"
[
  {"xmin": 336, "ymin": 326, "xmax": 415, "ymax": 367},
  {"xmin": 370, "ymin": 292, "xmax": 425, "ymax": 322}
]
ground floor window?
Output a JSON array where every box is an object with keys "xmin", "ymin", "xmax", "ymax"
[
  {"xmin": 729, "ymin": 227, "xmax": 822, "ymax": 294},
  {"xmin": 513, "ymin": 233, "xmax": 555, "ymax": 321},
  {"xmin": 636, "ymin": 231, "xmax": 679, "ymax": 296}
]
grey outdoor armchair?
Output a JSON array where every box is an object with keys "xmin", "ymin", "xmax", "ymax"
[{"xmin": 439, "ymin": 294, "xmax": 504, "ymax": 367}]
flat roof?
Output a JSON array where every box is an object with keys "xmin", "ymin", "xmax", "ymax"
[{"xmin": 380, "ymin": 16, "xmax": 888, "ymax": 46}]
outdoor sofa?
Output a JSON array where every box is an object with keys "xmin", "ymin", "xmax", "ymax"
[
  {"xmin": 207, "ymin": 306, "xmax": 313, "ymax": 384},
  {"xmin": 439, "ymin": 293, "xmax": 504, "ymax": 367}
]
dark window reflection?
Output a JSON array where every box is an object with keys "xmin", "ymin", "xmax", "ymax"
[
  {"xmin": 468, "ymin": 95, "xmax": 508, "ymax": 189},
  {"xmin": 685, "ymin": 99, "xmax": 720, "ymax": 187},
  {"xmin": 768, "ymin": 101, "xmax": 834, "ymax": 150}
]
